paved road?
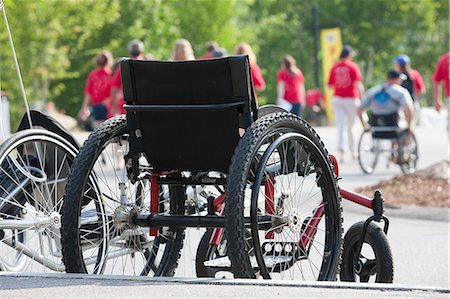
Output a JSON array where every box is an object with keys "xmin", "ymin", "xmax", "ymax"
[{"xmin": 0, "ymin": 274, "xmax": 449, "ymax": 298}]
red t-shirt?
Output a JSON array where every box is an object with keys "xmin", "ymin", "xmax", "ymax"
[
  {"xmin": 201, "ymin": 53, "xmax": 214, "ymax": 59},
  {"xmin": 84, "ymin": 68, "xmax": 111, "ymax": 105},
  {"xmin": 110, "ymin": 67, "xmax": 126, "ymax": 115},
  {"xmin": 432, "ymin": 53, "xmax": 450, "ymax": 97},
  {"xmin": 277, "ymin": 68, "xmax": 304, "ymax": 103},
  {"xmin": 409, "ymin": 69, "xmax": 425, "ymax": 96},
  {"xmin": 328, "ymin": 60, "xmax": 362, "ymax": 98},
  {"xmin": 251, "ymin": 63, "xmax": 266, "ymax": 91},
  {"xmin": 305, "ymin": 88, "xmax": 323, "ymax": 106}
]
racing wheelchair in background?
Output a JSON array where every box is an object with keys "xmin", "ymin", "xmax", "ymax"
[
  {"xmin": 358, "ymin": 112, "xmax": 418, "ymax": 175},
  {"xmin": 59, "ymin": 56, "xmax": 393, "ymax": 282}
]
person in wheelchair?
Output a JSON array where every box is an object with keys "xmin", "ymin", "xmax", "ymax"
[{"xmin": 357, "ymin": 70, "xmax": 414, "ymax": 161}]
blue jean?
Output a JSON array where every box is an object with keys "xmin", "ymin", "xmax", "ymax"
[{"xmin": 290, "ymin": 103, "xmax": 302, "ymax": 117}]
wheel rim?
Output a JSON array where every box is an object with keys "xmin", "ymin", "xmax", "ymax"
[
  {"xmin": 398, "ymin": 131, "xmax": 418, "ymax": 174},
  {"xmin": 0, "ymin": 131, "xmax": 77, "ymax": 272},
  {"xmin": 247, "ymin": 131, "xmax": 340, "ymax": 280},
  {"xmin": 358, "ymin": 130, "xmax": 379, "ymax": 174},
  {"xmin": 76, "ymin": 134, "xmax": 158, "ymax": 275}
]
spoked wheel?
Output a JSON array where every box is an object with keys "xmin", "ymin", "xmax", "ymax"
[
  {"xmin": 340, "ymin": 221, "xmax": 393, "ymax": 283},
  {"xmin": 0, "ymin": 129, "xmax": 78, "ymax": 272},
  {"xmin": 396, "ymin": 130, "xmax": 418, "ymax": 175},
  {"xmin": 226, "ymin": 113, "xmax": 342, "ymax": 280},
  {"xmin": 358, "ymin": 129, "xmax": 379, "ymax": 174},
  {"xmin": 61, "ymin": 116, "xmax": 184, "ymax": 276}
]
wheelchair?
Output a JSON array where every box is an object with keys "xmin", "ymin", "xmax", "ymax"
[
  {"xmin": 358, "ymin": 113, "xmax": 418, "ymax": 175},
  {"xmin": 60, "ymin": 56, "xmax": 393, "ymax": 282}
]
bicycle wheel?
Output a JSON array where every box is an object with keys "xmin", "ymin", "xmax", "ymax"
[
  {"xmin": 61, "ymin": 116, "xmax": 184, "ymax": 276},
  {"xmin": 0, "ymin": 129, "xmax": 78, "ymax": 272},
  {"xmin": 226, "ymin": 113, "xmax": 342, "ymax": 280},
  {"xmin": 340, "ymin": 221, "xmax": 393, "ymax": 283},
  {"xmin": 358, "ymin": 129, "xmax": 380, "ymax": 174},
  {"xmin": 397, "ymin": 130, "xmax": 418, "ymax": 175}
]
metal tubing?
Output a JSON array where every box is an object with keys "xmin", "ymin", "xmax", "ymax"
[
  {"xmin": 156, "ymin": 177, "xmax": 227, "ymax": 186},
  {"xmin": 2, "ymin": 237, "xmax": 65, "ymax": 272},
  {"xmin": 0, "ymin": 217, "xmax": 50, "ymax": 230},
  {"xmin": 340, "ymin": 188, "xmax": 373, "ymax": 209},
  {"xmin": 134, "ymin": 214, "xmax": 272, "ymax": 229}
]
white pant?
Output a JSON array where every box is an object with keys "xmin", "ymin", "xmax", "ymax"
[
  {"xmin": 446, "ymin": 97, "xmax": 450, "ymax": 136},
  {"xmin": 332, "ymin": 96, "xmax": 360, "ymax": 153}
]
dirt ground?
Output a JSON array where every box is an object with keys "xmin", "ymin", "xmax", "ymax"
[{"xmin": 355, "ymin": 161, "xmax": 450, "ymax": 208}]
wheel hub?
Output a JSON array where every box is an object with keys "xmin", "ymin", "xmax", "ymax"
[
  {"xmin": 113, "ymin": 205, "xmax": 139, "ymax": 229},
  {"xmin": 288, "ymin": 208, "xmax": 302, "ymax": 232},
  {"xmin": 49, "ymin": 211, "xmax": 62, "ymax": 229}
]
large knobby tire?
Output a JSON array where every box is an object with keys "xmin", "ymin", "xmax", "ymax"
[
  {"xmin": 61, "ymin": 116, "xmax": 184, "ymax": 276},
  {"xmin": 341, "ymin": 221, "xmax": 393, "ymax": 283},
  {"xmin": 225, "ymin": 113, "xmax": 342, "ymax": 280}
]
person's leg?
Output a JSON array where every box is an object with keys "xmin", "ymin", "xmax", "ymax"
[
  {"xmin": 446, "ymin": 97, "xmax": 450, "ymax": 138},
  {"xmin": 332, "ymin": 97, "xmax": 346, "ymax": 161},
  {"xmin": 290, "ymin": 103, "xmax": 301, "ymax": 117},
  {"xmin": 344, "ymin": 98, "xmax": 359, "ymax": 159}
]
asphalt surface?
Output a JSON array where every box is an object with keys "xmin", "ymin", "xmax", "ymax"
[{"xmin": 0, "ymin": 273, "xmax": 448, "ymax": 298}]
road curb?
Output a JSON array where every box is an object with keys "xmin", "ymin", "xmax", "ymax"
[{"xmin": 1, "ymin": 273, "xmax": 448, "ymax": 294}]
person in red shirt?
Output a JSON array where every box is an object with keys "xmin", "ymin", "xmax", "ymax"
[
  {"xmin": 234, "ymin": 43, "xmax": 265, "ymax": 102},
  {"xmin": 200, "ymin": 41, "xmax": 227, "ymax": 59},
  {"xmin": 393, "ymin": 54, "xmax": 426, "ymax": 124},
  {"xmin": 110, "ymin": 39, "xmax": 145, "ymax": 116},
  {"xmin": 393, "ymin": 55, "xmax": 426, "ymax": 100},
  {"xmin": 304, "ymin": 88, "xmax": 326, "ymax": 126},
  {"xmin": 276, "ymin": 54, "xmax": 305, "ymax": 116},
  {"xmin": 432, "ymin": 52, "xmax": 450, "ymax": 136},
  {"xmin": 328, "ymin": 45, "xmax": 365, "ymax": 162},
  {"xmin": 79, "ymin": 50, "xmax": 113, "ymax": 128}
]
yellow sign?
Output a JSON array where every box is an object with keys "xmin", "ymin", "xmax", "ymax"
[{"xmin": 320, "ymin": 28, "xmax": 342, "ymax": 121}]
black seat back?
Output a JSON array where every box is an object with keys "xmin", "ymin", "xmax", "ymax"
[{"xmin": 120, "ymin": 56, "xmax": 257, "ymax": 172}]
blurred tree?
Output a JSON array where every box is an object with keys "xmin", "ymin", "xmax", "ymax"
[{"xmin": 0, "ymin": 0, "xmax": 447, "ymax": 127}]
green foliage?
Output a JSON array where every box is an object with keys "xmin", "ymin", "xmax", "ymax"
[{"xmin": 0, "ymin": 0, "xmax": 448, "ymax": 128}]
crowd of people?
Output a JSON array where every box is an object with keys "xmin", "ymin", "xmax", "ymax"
[
  {"xmin": 80, "ymin": 39, "xmax": 450, "ymax": 163},
  {"xmin": 79, "ymin": 38, "xmax": 315, "ymax": 129}
]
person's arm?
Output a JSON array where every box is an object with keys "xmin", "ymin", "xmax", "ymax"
[
  {"xmin": 358, "ymin": 90, "xmax": 372, "ymax": 129},
  {"xmin": 414, "ymin": 71, "xmax": 426, "ymax": 97},
  {"xmin": 404, "ymin": 102, "xmax": 414, "ymax": 130},
  {"xmin": 79, "ymin": 94, "xmax": 91, "ymax": 121},
  {"xmin": 277, "ymin": 81, "xmax": 285, "ymax": 104},
  {"xmin": 252, "ymin": 64, "xmax": 266, "ymax": 92},
  {"xmin": 356, "ymin": 106, "xmax": 369, "ymax": 130},
  {"xmin": 299, "ymin": 83, "xmax": 306, "ymax": 106},
  {"xmin": 432, "ymin": 80, "xmax": 442, "ymax": 112},
  {"xmin": 356, "ymin": 81, "xmax": 365, "ymax": 98}
]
